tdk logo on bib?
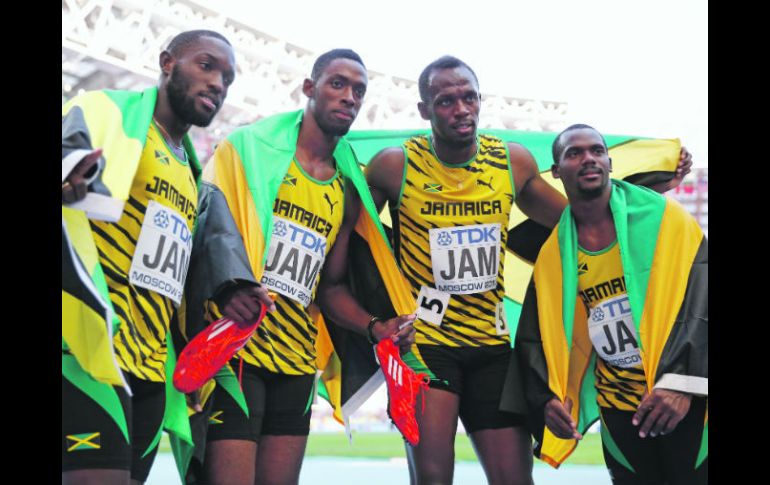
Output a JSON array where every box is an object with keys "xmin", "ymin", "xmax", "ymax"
[
  {"xmin": 436, "ymin": 226, "xmax": 498, "ymax": 246},
  {"xmin": 261, "ymin": 217, "xmax": 328, "ymax": 307},
  {"xmin": 272, "ymin": 219, "xmax": 326, "ymax": 256},
  {"xmin": 429, "ymin": 223, "xmax": 500, "ymax": 295}
]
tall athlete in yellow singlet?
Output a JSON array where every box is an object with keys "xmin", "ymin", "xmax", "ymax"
[{"xmin": 197, "ymin": 49, "xmax": 416, "ymax": 485}]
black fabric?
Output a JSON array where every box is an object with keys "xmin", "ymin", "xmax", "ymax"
[
  {"xmin": 601, "ymin": 398, "xmax": 708, "ymax": 485},
  {"xmin": 622, "ymin": 171, "xmax": 675, "ymax": 189},
  {"xmin": 417, "ymin": 344, "xmax": 526, "ymax": 432},
  {"xmin": 656, "ymin": 238, "xmax": 708, "ymax": 383},
  {"xmin": 183, "ymin": 182, "xmax": 257, "ymax": 339},
  {"xmin": 62, "ymin": 373, "xmax": 165, "ymax": 482},
  {"xmin": 323, "ymin": 229, "xmax": 394, "ymax": 406},
  {"xmin": 206, "ymin": 361, "xmax": 314, "ymax": 442},
  {"xmin": 506, "ymin": 220, "xmax": 553, "ymax": 264}
]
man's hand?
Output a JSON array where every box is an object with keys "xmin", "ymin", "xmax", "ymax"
[
  {"xmin": 62, "ymin": 149, "xmax": 103, "ymax": 204},
  {"xmin": 187, "ymin": 389, "xmax": 203, "ymax": 413},
  {"xmin": 671, "ymin": 146, "xmax": 694, "ymax": 189},
  {"xmin": 220, "ymin": 284, "xmax": 275, "ymax": 325},
  {"xmin": 373, "ymin": 314, "xmax": 417, "ymax": 354},
  {"xmin": 544, "ymin": 397, "xmax": 583, "ymax": 440},
  {"xmin": 632, "ymin": 388, "xmax": 692, "ymax": 438}
]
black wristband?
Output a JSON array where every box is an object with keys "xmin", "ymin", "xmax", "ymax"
[{"xmin": 366, "ymin": 316, "xmax": 382, "ymax": 345}]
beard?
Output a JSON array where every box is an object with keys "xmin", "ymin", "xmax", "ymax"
[
  {"xmin": 313, "ymin": 109, "xmax": 352, "ymax": 137},
  {"xmin": 576, "ymin": 175, "xmax": 609, "ymax": 199},
  {"xmin": 166, "ymin": 65, "xmax": 217, "ymax": 127}
]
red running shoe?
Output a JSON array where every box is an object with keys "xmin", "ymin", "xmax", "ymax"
[
  {"xmin": 173, "ymin": 303, "xmax": 267, "ymax": 393},
  {"xmin": 375, "ymin": 338, "xmax": 429, "ymax": 446}
]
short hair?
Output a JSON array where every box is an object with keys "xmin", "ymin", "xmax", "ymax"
[
  {"xmin": 551, "ymin": 124, "xmax": 608, "ymax": 163},
  {"xmin": 311, "ymin": 49, "xmax": 366, "ymax": 81},
  {"xmin": 418, "ymin": 55, "xmax": 479, "ymax": 103},
  {"xmin": 166, "ymin": 30, "xmax": 231, "ymax": 57}
]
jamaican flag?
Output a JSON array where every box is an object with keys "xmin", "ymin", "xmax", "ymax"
[
  {"xmin": 506, "ymin": 179, "xmax": 707, "ymax": 468},
  {"xmin": 345, "ymin": 130, "xmax": 684, "ymax": 342},
  {"xmin": 62, "ymin": 87, "xmax": 198, "ymax": 481}
]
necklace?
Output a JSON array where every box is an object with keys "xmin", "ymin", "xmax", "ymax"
[{"xmin": 153, "ymin": 117, "xmax": 184, "ymax": 151}]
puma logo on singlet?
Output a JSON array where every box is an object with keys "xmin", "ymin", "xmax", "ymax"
[
  {"xmin": 477, "ymin": 177, "xmax": 494, "ymax": 191},
  {"xmin": 324, "ymin": 193, "xmax": 339, "ymax": 214}
]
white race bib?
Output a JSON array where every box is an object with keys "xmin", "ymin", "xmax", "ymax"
[
  {"xmin": 129, "ymin": 200, "xmax": 192, "ymax": 306},
  {"xmin": 415, "ymin": 286, "xmax": 451, "ymax": 326},
  {"xmin": 429, "ymin": 223, "xmax": 500, "ymax": 294},
  {"xmin": 261, "ymin": 216, "xmax": 327, "ymax": 307},
  {"xmin": 587, "ymin": 294, "xmax": 641, "ymax": 368},
  {"xmin": 495, "ymin": 302, "xmax": 509, "ymax": 336}
]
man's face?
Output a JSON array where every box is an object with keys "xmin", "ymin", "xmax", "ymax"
[
  {"xmin": 165, "ymin": 36, "xmax": 236, "ymax": 127},
  {"xmin": 307, "ymin": 58, "xmax": 368, "ymax": 137},
  {"xmin": 418, "ymin": 66, "xmax": 480, "ymax": 148},
  {"xmin": 552, "ymin": 128, "xmax": 612, "ymax": 199}
]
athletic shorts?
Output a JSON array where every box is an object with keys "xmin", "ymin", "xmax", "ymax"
[
  {"xmin": 206, "ymin": 361, "xmax": 315, "ymax": 442},
  {"xmin": 62, "ymin": 371, "xmax": 165, "ymax": 482},
  {"xmin": 409, "ymin": 344, "xmax": 526, "ymax": 433},
  {"xmin": 600, "ymin": 397, "xmax": 708, "ymax": 485}
]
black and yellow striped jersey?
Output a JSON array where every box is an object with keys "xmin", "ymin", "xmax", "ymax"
[
  {"xmin": 91, "ymin": 121, "xmax": 198, "ymax": 382},
  {"xmin": 240, "ymin": 159, "xmax": 345, "ymax": 375},
  {"xmin": 578, "ymin": 241, "xmax": 646, "ymax": 411},
  {"xmin": 394, "ymin": 135, "xmax": 514, "ymax": 347}
]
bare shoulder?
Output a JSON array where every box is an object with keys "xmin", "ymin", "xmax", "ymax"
[
  {"xmin": 506, "ymin": 142, "xmax": 540, "ymax": 190},
  {"xmin": 506, "ymin": 142, "xmax": 538, "ymax": 169},
  {"xmin": 365, "ymin": 146, "xmax": 405, "ymax": 204},
  {"xmin": 367, "ymin": 146, "xmax": 406, "ymax": 176}
]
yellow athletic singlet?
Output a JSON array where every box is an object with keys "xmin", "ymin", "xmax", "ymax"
[
  {"xmin": 578, "ymin": 242, "xmax": 646, "ymax": 411},
  {"xmin": 239, "ymin": 159, "xmax": 345, "ymax": 375},
  {"xmin": 91, "ymin": 121, "xmax": 198, "ymax": 382},
  {"xmin": 395, "ymin": 135, "xmax": 514, "ymax": 347}
]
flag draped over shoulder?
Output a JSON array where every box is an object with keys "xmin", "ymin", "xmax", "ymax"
[
  {"xmin": 509, "ymin": 179, "xmax": 707, "ymax": 468},
  {"xmin": 62, "ymin": 87, "xmax": 199, "ymax": 480}
]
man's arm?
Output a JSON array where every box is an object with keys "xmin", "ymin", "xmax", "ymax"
[
  {"xmin": 508, "ymin": 142, "xmax": 567, "ymax": 229},
  {"xmin": 364, "ymin": 147, "xmax": 406, "ymax": 211},
  {"xmin": 508, "ymin": 143, "xmax": 694, "ymax": 229},
  {"xmin": 645, "ymin": 146, "xmax": 694, "ymax": 194},
  {"xmin": 317, "ymin": 181, "xmax": 415, "ymax": 352}
]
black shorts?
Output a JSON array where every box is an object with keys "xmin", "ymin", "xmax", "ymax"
[
  {"xmin": 62, "ymin": 372, "xmax": 165, "ymax": 482},
  {"xmin": 206, "ymin": 361, "xmax": 315, "ymax": 442},
  {"xmin": 600, "ymin": 397, "xmax": 708, "ymax": 485},
  {"xmin": 411, "ymin": 344, "xmax": 525, "ymax": 433}
]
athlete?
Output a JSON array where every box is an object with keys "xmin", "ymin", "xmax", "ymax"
[
  {"xmin": 185, "ymin": 49, "xmax": 415, "ymax": 485},
  {"xmin": 62, "ymin": 30, "xmax": 235, "ymax": 484},
  {"xmin": 516, "ymin": 124, "xmax": 707, "ymax": 484}
]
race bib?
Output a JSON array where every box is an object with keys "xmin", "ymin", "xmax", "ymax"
[
  {"xmin": 129, "ymin": 200, "xmax": 192, "ymax": 306},
  {"xmin": 415, "ymin": 286, "xmax": 450, "ymax": 326},
  {"xmin": 261, "ymin": 216, "xmax": 327, "ymax": 307},
  {"xmin": 587, "ymin": 294, "xmax": 641, "ymax": 368},
  {"xmin": 494, "ymin": 302, "xmax": 509, "ymax": 336},
  {"xmin": 429, "ymin": 223, "xmax": 500, "ymax": 294}
]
